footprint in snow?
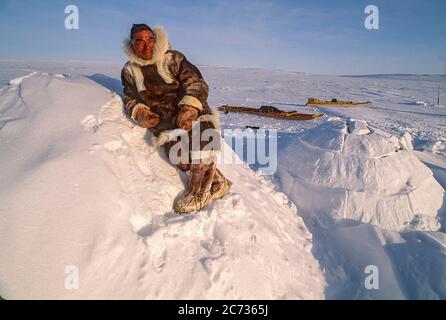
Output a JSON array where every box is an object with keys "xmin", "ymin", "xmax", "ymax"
[{"xmin": 80, "ymin": 114, "xmax": 102, "ymax": 132}]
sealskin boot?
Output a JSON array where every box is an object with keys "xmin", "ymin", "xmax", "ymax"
[
  {"xmin": 174, "ymin": 165, "xmax": 232, "ymax": 214},
  {"xmin": 210, "ymin": 169, "xmax": 232, "ymax": 200},
  {"xmin": 174, "ymin": 163, "xmax": 215, "ymax": 214}
]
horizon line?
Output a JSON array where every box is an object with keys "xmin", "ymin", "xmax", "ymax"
[{"xmin": 1, "ymin": 58, "xmax": 445, "ymax": 77}]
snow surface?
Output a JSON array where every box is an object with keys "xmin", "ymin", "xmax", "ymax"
[
  {"xmin": 277, "ymin": 117, "xmax": 444, "ymax": 232},
  {"xmin": 0, "ymin": 72, "xmax": 324, "ymax": 299},
  {"xmin": 1, "ymin": 60, "xmax": 446, "ymax": 299}
]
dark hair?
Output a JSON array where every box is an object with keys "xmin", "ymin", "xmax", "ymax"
[{"xmin": 130, "ymin": 24, "xmax": 154, "ymax": 39}]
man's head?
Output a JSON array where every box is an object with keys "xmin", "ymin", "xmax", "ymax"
[{"xmin": 130, "ymin": 24, "xmax": 156, "ymax": 61}]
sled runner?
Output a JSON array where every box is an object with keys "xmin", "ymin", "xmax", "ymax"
[
  {"xmin": 217, "ymin": 105, "xmax": 324, "ymax": 121},
  {"xmin": 305, "ymin": 97, "xmax": 372, "ymax": 107}
]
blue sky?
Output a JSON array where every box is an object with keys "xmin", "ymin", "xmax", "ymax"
[{"xmin": 0, "ymin": 0, "xmax": 445, "ymax": 74}]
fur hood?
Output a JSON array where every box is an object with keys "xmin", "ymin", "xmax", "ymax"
[{"xmin": 123, "ymin": 26, "xmax": 170, "ymax": 66}]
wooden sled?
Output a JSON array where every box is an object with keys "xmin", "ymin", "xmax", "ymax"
[
  {"xmin": 305, "ymin": 97, "xmax": 371, "ymax": 107},
  {"xmin": 217, "ymin": 105, "xmax": 323, "ymax": 121}
]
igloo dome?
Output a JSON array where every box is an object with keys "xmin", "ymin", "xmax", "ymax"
[{"xmin": 277, "ymin": 117, "xmax": 444, "ymax": 232}]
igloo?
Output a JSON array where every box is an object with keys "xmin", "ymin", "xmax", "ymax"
[{"xmin": 277, "ymin": 117, "xmax": 444, "ymax": 232}]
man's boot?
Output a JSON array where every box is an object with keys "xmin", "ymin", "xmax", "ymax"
[
  {"xmin": 209, "ymin": 169, "xmax": 232, "ymax": 200},
  {"xmin": 174, "ymin": 162, "xmax": 215, "ymax": 213},
  {"xmin": 175, "ymin": 164, "xmax": 232, "ymax": 214}
]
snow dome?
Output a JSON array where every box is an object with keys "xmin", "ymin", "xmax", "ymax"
[{"xmin": 277, "ymin": 117, "xmax": 445, "ymax": 232}]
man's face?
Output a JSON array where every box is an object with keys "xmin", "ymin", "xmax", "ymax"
[{"xmin": 132, "ymin": 30, "xmax": 155, "ymax": 60}]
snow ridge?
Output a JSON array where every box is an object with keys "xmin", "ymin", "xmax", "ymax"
[{"xmin": 0, "ymin": 73, "xmax": 325, "ymax": 299}]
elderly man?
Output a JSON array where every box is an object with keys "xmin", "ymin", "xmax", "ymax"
[{"xmin": 121, "ymin": 24, "xmax": 231, "ymax": 213}]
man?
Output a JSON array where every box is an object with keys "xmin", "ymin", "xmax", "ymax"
[{"xmin": 121, "ymin": 24, "xmax": 232, "ymax": 213}]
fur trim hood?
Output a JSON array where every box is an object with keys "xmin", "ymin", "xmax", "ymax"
[{"xmin": 123, "ymin": 26, "xmax": 170, "ymax": 66}]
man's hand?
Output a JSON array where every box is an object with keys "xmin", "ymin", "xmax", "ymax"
[
  {"xmin": 132, "ymin": 103, "xmax": 160, "ymax": 128},
  {"xmin": 177, "ymin": 105, "xmax": 199, "ymax": 130}
]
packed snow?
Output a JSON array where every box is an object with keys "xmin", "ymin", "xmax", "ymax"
[
  {"xmin": 0, "ymin": 72, "xmax": 324, "ymax": 299},
  {"xmin": 0, "ymin": 60, "xmax": 445, "ymax": 299},
  {"xmin": 277, "ymin": 117, "xmax": 444, "ymax": 232}
]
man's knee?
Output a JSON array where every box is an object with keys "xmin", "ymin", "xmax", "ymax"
[{"xmin": 177, "ymin": 163, "xmax": 190, "ymax": 172}]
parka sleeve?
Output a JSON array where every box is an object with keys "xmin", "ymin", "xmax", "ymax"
[
  {"xmin": 121, "ymin": 64, "xmax": 141, "ymax": 117},
  {"xmin": 174, "ymin": 54, "xmax": 209, "ymax": 111}
]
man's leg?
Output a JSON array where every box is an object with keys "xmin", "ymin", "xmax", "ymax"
[
  {"xmin": 163, "ymin": 140, "xmax": 190, "ymax": 172},
  {"xmin": 175, "ymin": 161, "xmax": 216, "ymax": 213},
  {"xmin": 190, "ymin": 161, "xmax": 216, "ymax": 195},
  {"xmin": 161, "ymin": 114, "xmax": 231, "ymax": 213}
]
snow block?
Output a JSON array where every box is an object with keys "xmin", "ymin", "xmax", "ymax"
[{"xmin": 277, "ymin": 118, "xmax": 444, "ymax": 232}]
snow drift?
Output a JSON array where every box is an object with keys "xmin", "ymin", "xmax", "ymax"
[
  {"xmin": 1, "ymin": 67, "xmax": 445, "ymax": 300},
  {"xmin": 0, "ymin": 73, "xmax": 325, "ymax": 299},
  {"xmin": 275, "ymin": 117, "xmax": 446, "ymax": 299},
  {"xmin": 277, "ymin": 117, "xmax": 444, "ymax": 232}
]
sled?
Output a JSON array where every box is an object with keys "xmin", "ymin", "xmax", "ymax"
[
  {"xmin": 217, "ymin": 105, "xmax": 324, "ymax": 121},
  {"xmin": 305, "ymin": 97, "xmax": 372, "ymax": 107}
]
